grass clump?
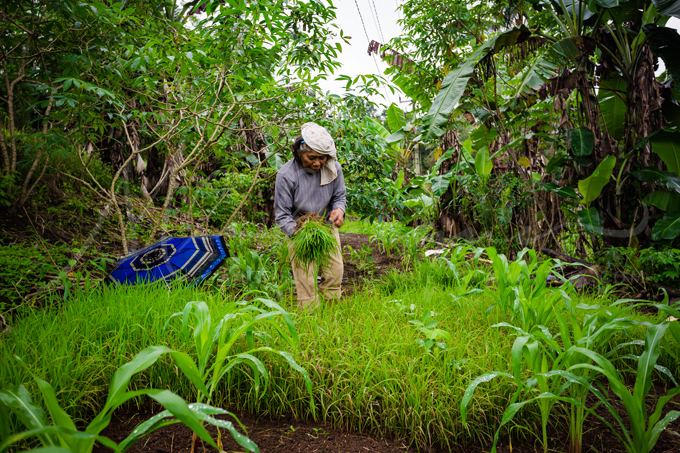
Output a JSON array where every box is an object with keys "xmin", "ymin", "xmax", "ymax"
[{"xmin": 290, "ymin": 212, "xmax": 338, "ymax": 271}]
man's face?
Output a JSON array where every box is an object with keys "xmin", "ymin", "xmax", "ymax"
[{"xmin": 299, "ymin": 150, "xmax": 328, "ymax": 172}]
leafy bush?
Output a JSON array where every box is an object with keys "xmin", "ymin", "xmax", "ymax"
[
  {"xmin": 594, "ymin": 246, "xmax": 680, "ymax": 288},
  {"xmin": 186, "ymin": 168, "xmax": 275, "ymax": 227}
]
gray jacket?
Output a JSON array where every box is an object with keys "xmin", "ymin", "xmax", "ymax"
[{"xmin": 274, "ymin": 159, "xmax": 347, "ymax": 235}]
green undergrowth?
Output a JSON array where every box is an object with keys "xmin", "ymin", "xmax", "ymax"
[
  {"xmin": 0, "ymin": 260, "xmax": 677, "ymax": 450},
  {"xmin": 340, "ymin": 218, "xmax": 408, "ymax": 236}
]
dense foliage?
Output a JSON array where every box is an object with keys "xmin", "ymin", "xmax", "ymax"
[{"xmin": 379, "ymin": 0, "xmax": 680, "ymax": 259}]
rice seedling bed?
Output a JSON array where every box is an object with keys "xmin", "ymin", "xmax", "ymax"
[{"xmin": 3, "ymin": 249, "xmax": 680, "ymax": 452}]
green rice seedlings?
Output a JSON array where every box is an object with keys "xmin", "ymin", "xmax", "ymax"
[{"xmin": 290, "ymin": 212, "xmax": 338, "ymax": 272}]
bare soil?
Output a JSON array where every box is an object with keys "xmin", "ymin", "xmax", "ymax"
[
  {"xmin": 95, "ymin": 406, "xmax": 413, "ymax": 453},
  {"xmin": 339, "ymin": 232, "xmax": 402, "ymax": 298},
  {"xmin": 94, "ymin": 385, "xmax": 680, "ymax": 453}
]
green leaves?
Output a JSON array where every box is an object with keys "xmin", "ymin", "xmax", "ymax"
[
  {"xmin": 578, "ymin": 155, "xmax": 616, "ymax": 205},
  {"xmin": 644, "ymin": 25, "xmax": 680, "ymax": 82},
  {"xmin": 651, "ymin": 212, "xmax": 680, "ymax": 240},
  {"xmin": 430, "ymin": 175, "xmax": 450, "ymax": 197},
  {"xmin": 569, "ymin": 128, "xmax": 595, "ymax": 156},
  {"xmin": 460, "ymin": 372, "xmax": 513, "ymax": 425},
  {"xmin": 634, "ymin": 323, "xmax": 667, "ymax": 399},
  {"xmin": 144, "ymin": 390, "xmax": 221, "ymax": 451},
  {"xmin": 652, "ymin": 0, "xmax": 680, "ymax": 18},
  {"xmin": 578, "ymin": 207, "xmax": 604, "ymax": 234},
  {"xmin": 386, "ymin": 103, "xmax": 406, "ymax": 133},
  {"xmin": 422, "ymin": 48, "xmax": 485, "ymax": 140},
  {"xmin": 593, "ymin": 0, "xmax": 624, "ymax": 7},
  {"xmin": 0, "ymin": 384, "xmax": 57, "ymax": 448},
  {"xmin": 633, "ymin": 161, "xmax": 680, "ymax": 241},
  {"xmin": 542, "ymin": 182, "xmax": 578, "ymax": 198},
  {"xmin": 598, "ymin": 76, "xmax": 627, "ymax": 140},
  {"xmin": 642, "ymin": 191, "xmax": 680, "ymax": 212},
  {"xmin": 474, "ymin": 148, "xmax": 493, "ymax": 176},
  {"xmin": 165, "ymin": 297, "xmax": 313, "ymax": 420},
  {"xmin": 512, "ymin": 53, "xmax": 561, "ymax": 98},
  {"xmin": 423, "ymin": 26, "xmax": 533, "ymax": 140},
  {"xmin": 652, "ymin": 130, "xmax": 680, "ymax": 177},
  {"xmin": 632, "ymin": 167, "xmax": 680, "ymax": 192}
]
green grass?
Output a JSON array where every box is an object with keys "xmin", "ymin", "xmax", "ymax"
[
  {"xmin": 340, "ymin": 218, "xmax": 408, "ymax": 236},
  {"xmin": 1, "ymin": 259, "xmax": 677, "ymax": 451}
]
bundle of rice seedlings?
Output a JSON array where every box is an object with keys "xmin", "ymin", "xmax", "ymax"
[{"xmin": 291, "ymin": 212, "xmax": 338, "ymax": 271}]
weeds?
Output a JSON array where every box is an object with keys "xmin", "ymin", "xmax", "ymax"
[{"xmin": 346, "ymin": 244, "xmax": 377, "ymax": 274}]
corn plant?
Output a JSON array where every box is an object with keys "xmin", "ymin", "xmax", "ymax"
[
  {"xmin": 164, "ymin": 298, "xmax": 313, "ymax": 408},
  {"xmin": 164, "ymin": 298, "xmax": 313, "ymax": 452},
  {"xmin": 0, "ymin": 348, "xmax": 258, "ymax": 453},
  {"xmin": 567, "ymin": 322, "xmax": 680, "ymax": 453},
  {"xmin": 369, "ymin": 222, "xmax": 401, "ymax": 257},
  {"xmin": 461, "ymin": 329, "xmax": 565, "ymax": 453},
  {"xmin": 402, "ymin": 226, "xmax": 431, "ymax": 269},
  {"xmin": 541, "ymin": 300, "xmax": 641, "ymax": 453},
  {"xmin": 485, "ymin": 247, "xmax": 571, "ymax": 332},
  {"xmin": 228, "ymin": 250, "xmax": 269, "ymax": 292},
  {"xmin": 461, "ymin": 299, "xmax": 631, "ymax": 453},
  {"xmin": 227, "ymin": 250, "xmax": 292, "ymax": 298},
  {"xmin": 462, "ymin": 294, "xmax": 680, "ymax": 453}
]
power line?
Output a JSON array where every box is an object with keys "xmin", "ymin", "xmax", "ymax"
[
  {"xmin": 353, "ymin": 0, "xmax": 392, "ymax": 104},
  {"xmin": 369, "ymin": 0, "xmax": 386, "ymax": 43},
  {"xmin": 354, "ymin": 0, "xmax": 372, "ymax": 49}
]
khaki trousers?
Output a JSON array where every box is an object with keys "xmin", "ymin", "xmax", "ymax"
[{"xmin": 287, "ymin": 226, "xmax": 343, "ymax": 309}]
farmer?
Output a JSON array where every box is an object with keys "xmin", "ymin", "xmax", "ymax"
[{"xmin": 274, "ymin": 122, "xmax": 346, "ymax": 309}]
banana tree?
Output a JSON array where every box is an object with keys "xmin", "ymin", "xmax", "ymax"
[{"xmin": 410, "ymin": 0, "xmax": 680, "ymax": 245}]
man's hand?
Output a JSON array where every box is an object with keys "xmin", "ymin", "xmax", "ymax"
[{"xmin": 329, "ymin": 208, "xmax": 345, "ymax": 228}]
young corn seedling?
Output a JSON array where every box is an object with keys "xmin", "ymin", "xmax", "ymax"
[
  {"xmin": 462, "ymin": 296, "xmax": 677, "ymax": 453},
  {"xmin": 567, "ymin": 321, "xmax": 680, "ymax": 453},
  {"xmin": 542, "ymin": 300, "xmax": 640, "ymax": 453},
  {"xmin": 164, "ymin": 297, "xmax": 314, "ymax": 452},
  {"xmin": 485, "ymin": 247, "xmax": 571, "ymax": 332},
  {"xmin": 0, "ymin": 348, "xmax": 258, "ymax": 453},
  {"xmin": 461, "ymin": 328, "xmax": 565, "ymax": 453},
  {"xmin": 369, "ymin": 223, "xmax": 400, "ymax": 257}
]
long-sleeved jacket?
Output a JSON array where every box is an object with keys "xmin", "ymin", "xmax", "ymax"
[{"xmin": 274, "ymin": 159, "xmax": 347, "ymax": 235}]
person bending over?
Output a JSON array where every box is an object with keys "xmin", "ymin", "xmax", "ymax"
[{"xmin": 274, "ymin": 122, "xmax": 346, "ymax": 309}]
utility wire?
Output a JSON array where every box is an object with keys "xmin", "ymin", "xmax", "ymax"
[
  {"xmin": 370, "ymin": 0, "xmax": 386, "ymax": 43},
  {"xmin": 353, "ymin": 0, "xmax": 392, "ymax": 103}
]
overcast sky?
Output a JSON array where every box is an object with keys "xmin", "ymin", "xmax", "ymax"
[
  {"xmin": 318, "ymin": 0, "xmax": 405, "ymax": 108},
  {"xmin": 319, "ymin": 1, "xmax": 680, "ymax": 108}
]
